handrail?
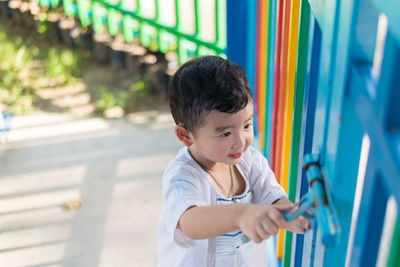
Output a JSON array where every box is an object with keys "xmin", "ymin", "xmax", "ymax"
[{"xmin": 92, "ymin": 0, "xmax": 225, "ymax": 54}]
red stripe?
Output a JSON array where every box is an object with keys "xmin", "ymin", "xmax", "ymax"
[
  {"xmin": 270, "ymin": 0, "xmax": 284, "ymax": 179},
  {"xmin": 275, "ymin": 0, "xmax": 292, "ymax": 183}
]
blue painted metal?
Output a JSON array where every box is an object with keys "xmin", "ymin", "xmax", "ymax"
[
  {"xmin": 226, "ymin": 0, "xmax": 248, "ymax": 70},
  {"xmin": 371, "ymin": 0, "xmax": 400, "ymax": 42},
  {"xmin": 324, "ymin": 0, "xmax": 358, "ymax": 178},
  {"xmin": 283, "ymin": 153, "xmax": 339, "ymax": 247},
  {"xmin": 307, "ymin": 0, "xmax": 324, "ymax": 27},
  {"xmin": 322, "ymin": 95, "xmax": 363, "ymax": 266},
  {"xmin": 264, "ymin": 0, "xmax": 277, "ymax": 159},
  {"xmin": 265, "ymin": 0, "xmax": 277, "ymax": 159},
  {"xmin": 316, "ymin": 0, "xmax": 364, "ymax": 265},
  {"xmin": 245, "ymin": 0, "xmax": 257, "ymax": 98},
  {"xmin": 299, "ymin": 1, "xmax": 363, "ymax": 267},
  {"xmin": 348, "ymin": 26, "xmax": 400, "ymax": 264},
  {"xmin": 226, "ymin": 0, "xmax": 252, "ymax": 142},
  {"xmin": 283, "ymin": 191, "xmax": 315, "ymax": 221},
  {"xmin": 296, "ymin": 0, "xmax": 400, "ymax": 265},
  {"xmin": 297, "ymin": 0, "xmax": 362, "ymax": 265},
  {"xmin": 310, "ymin": 0, "xmax": 339, "ymax": 162},
  {"xmin": 352, "ymin": 0, "xmax": 379, "ymax": 63},
  {"xmin": 348, "ymin": 154, "xmax": 388, "ymax": 266},
  {"xmin": 292, "ymin": 13, "xmax": 321, "ymax": 267}
]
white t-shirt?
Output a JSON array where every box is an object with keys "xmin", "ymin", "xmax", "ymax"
[{"xmin": 157, "ymin": 146, "xmax": 287, "ymax": 267}]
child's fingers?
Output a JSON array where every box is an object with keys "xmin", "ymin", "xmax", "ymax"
[
  {"xmin": 273, "ymin": 202, "xmax": 293, "ymax": 212},
  {"xmin": 297, "ymin": 215, "xmax": 310, "ymax": 229},
  {"xmin": 261, "ymin": 218, "xmax": 279, "ymax": 235},
  {"xmin": 268, "ymin": 208, "xmax": 288, "ymax": 228},
  {"xmin": 295, "ymin": 225, "xmax": 306, "ymax": 234},
  {"xmin": 287, "ymin": 216, "xmax": 310, "ymax": 234},
  {"xmin": 254, "ymin": 225, "xmax": 268, "ymax": 241},
  {"xmin": 291, "ymin": 227, "xmax": 305, "ymax": 234},
  {"xmin": 293, "ymin": 224, "xmax": 306, "ymax": 234},
  {"xmin": 249, "ymin": 231, "xmax": 264, "ymax": 244},
  {"xmin": 285, "ymin": 222, "xmax": 304, "ymax": 234}
]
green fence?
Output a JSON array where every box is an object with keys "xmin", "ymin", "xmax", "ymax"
[{"xmin": 37, "ymin": 0, "xmax": 227, "ymax": 64}]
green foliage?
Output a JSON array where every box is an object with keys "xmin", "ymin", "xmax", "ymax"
[
  {"xmin": 95, "ymin": 86, "xmax": 132, "ymax": 113},
  {"xmin": 0, "ymin": 20, "xmax": 158, "ymax": 117},
  {"xmin": 45, "ymin": 48, "xmax": 80, "ymax": 84},
  {"xmin": 0, "ymin": 25, "xmax": 87, "ymax": 114},
  {"xmin": 95, "ymin": 86, "xmax": 117, "ymax": 112},
  {"xmin": 116, "ymin": 91, "xmax": 130, "ymax": 108},
  {"xmin": 0, "ymin": 30, "xmax": 36, "ymax": 114},
  {"xmin": 132, "ymin": 76, "xmax": 150, "ymax": 97}
]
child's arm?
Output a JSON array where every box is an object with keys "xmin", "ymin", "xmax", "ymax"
[
  {"xmin": 179, "ymin": 203, "xmax": 288, "ymax": 244},
  {"xmin": 272, "ymin": 198, "xmax": 309, "ymax": 234}
]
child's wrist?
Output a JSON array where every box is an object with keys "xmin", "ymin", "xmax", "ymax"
[{"xmin": 232, "ymin": 203, "xmax": 247, "ymax": 228}]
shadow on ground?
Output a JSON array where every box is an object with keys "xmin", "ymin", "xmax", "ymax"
[{"xmin": 0, "ymin": 111, "xmax": 180, "ymax": 267}]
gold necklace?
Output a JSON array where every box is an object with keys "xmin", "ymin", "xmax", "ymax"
[{"xmin": 206, "ymin": 165, "xmax": 236, "ymax": 201}]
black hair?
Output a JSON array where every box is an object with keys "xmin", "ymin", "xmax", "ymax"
[{"xmin": 168, "ymin": 56, "xmax": 252, "ymax": 131}]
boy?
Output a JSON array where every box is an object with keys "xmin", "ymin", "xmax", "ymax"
[{"xmin": 157, "ymin": 56, "xmax": 308, "ymax": 267}]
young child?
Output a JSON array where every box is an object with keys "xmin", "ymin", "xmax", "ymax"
[{"xmin": 157, "ymin": 56, "xmax": 308, "ymax": 267}]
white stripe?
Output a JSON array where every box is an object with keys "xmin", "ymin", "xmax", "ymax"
[
  {"xmin": 345, "ymin": 135, "xmax": 371, "ymax": 267},
  {"xmin": 377, "ymin": 196, "xmax": 398, "ymax": 267}
]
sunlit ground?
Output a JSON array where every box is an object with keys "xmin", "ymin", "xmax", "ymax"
[{"xmin": 0, "ymin": 111, "xmax": 180, "ymax": 267}]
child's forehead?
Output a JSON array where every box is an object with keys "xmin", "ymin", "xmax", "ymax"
[
  {"xmin": 201, "ymin": 104, "xmax": 254, "ymax": 128},
  {"xmin": 205, "ymin": 110, "xmax": 236, "ymax": 122}
]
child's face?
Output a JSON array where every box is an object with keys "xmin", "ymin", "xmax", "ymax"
[{"xmin": 188, "ymin": 102, "xmax": 254, "ymax": 169}]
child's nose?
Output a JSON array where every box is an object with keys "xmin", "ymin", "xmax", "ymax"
[{"xmin": 233, "ymin": 133, "xmax": 246, "ymax": 149}]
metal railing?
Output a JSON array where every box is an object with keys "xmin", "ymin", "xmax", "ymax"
[{"xmin": 40, "ymin": 0, "xmax": 228, "ymax": 64}]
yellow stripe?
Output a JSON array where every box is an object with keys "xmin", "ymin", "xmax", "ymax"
[
  {"xmin": 277, "ymin": 0, "xmax": 301, "ymax": 259},
  {"xmin": 281, "ymin": 0, "xmax": 300, "ymax": 193}
]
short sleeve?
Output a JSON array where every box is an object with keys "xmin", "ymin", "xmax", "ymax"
[
  {"xmin": 247, "ymin": 148, "xmax": 287, "ymax": 204},
  {"xmin": 162, "ymin": 165, "xmax": 207, "ymax": 247}
]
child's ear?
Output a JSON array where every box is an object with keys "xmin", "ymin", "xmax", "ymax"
[{"xmin": 174, "ymin": 125, "xmax": 193, "ymax": 147}]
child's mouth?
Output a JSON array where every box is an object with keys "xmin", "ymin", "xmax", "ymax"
[{"xmin": 229, "ymin": 152, "xmax": 242, "ymax": 159}]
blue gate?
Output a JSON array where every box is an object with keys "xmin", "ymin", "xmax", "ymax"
[
  {"xmin": 290, "ymin": 0, "xmax": 400, "ymax": 266},
  {"xmin": 227, "ymin": 0, "xmax": 400, "ymax": 265}
]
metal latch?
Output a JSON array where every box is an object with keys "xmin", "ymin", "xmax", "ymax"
[{"xmin": 282, "ymin": 153, "xmax": 339, "ymax": 247}]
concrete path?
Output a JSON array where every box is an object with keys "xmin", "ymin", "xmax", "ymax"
[{"xmin": 0, "ymin": 111, "xmax": 180, "ymax": 267}]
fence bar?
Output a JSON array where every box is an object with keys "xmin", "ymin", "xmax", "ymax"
[
  {"xmin": 281, "ymin": 0, "xmax": 301, "ymax": 264},
  {"xmin": 276, "ymin": 0, "xmax": 292, "ymax": 258},
  {"xmin": 226, "ymin": 0, "xmax": 248, "ymax": 69}
]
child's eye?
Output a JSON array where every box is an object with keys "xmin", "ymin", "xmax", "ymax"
[
  {"xmin": 220, "ymin": 132, "xmax": 231, "ymax": 137},
  {"xmin": 244, "ymin": 123, "xmax": 253, "ymax": 129}
]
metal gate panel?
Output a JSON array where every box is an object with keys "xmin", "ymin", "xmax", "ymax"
[
  {"xmin": 301, "ymin": 0, "xmax": 341, "ymax": 263},
  {"xmin": 346, "ymin": 6, "xmax": 400, "ymax": 262},
  {"xmin": 297, "ymin": 0, "xmax": 363, "ymax": 265},
  {"xmin": 319, "ymin": 0, "xmax": 364, "ymax": 265},
  {"xmin": 296, "ymin": 13, "xmax": 321, "ymax": 266},
  {"xmin": 300, "ymin": 0, "xmax": 400, "ymax": 265},
  {"xmin": 247, "ymin": 0, "xmax": 399, "ymax": 265}
]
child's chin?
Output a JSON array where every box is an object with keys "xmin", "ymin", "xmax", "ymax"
[{"xmin": 228, "ymin": 157, "xmax": 242, "ymax": 164}]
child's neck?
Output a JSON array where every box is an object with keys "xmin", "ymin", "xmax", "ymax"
[
  {"xmin": 205, "ymin": 162, "xmax": 229, "ymax": 173},
  {"xmin": 188, "ymin": 147, "xmax": 228, "ymax": 172}
]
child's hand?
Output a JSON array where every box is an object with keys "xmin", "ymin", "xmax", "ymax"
[
  {"xmin": 272, "ymin": 198, "xmax": 310, "ymax": 234},
  {"xmin": 237, "ymin": 204, "xmax": 288, "ymax": 243},
  {"xmin": 285, "ymin": 215, "xmax": 309, "ymax": 234}
]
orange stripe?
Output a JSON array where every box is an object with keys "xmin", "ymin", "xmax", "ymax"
[{"xmin": 258, "ymin": 0, "xmax": 268, "ymax": 149}]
